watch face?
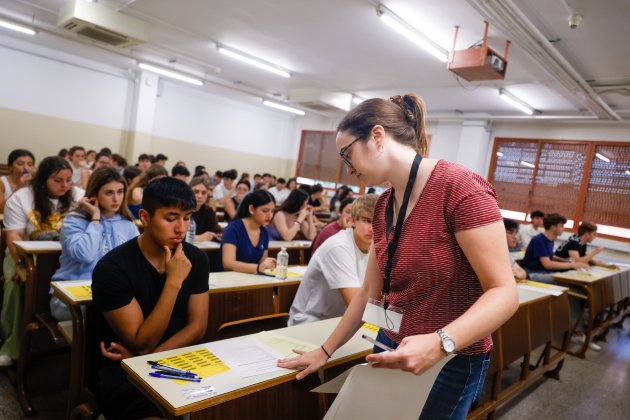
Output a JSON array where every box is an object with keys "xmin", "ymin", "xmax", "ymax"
[{"xmin": 443, "ymin": 338, "xmax": 456, "ymax": 353}]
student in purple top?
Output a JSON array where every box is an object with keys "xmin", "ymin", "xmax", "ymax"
[{"xmin": 520, "ymin": 213, "xmax": 589, "ymax": 283}]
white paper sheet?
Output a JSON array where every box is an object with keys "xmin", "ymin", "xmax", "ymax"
[
  {"xmin": 316, "ymin": 356, "xmax": 453, "ymax": 420},
  {"xmin": 209, "ymin": 337, "xmax": 288, "ymax": 378},
  {"xmin": 517, "ymin": 283, "xmax": 563, "ymax": 296}
]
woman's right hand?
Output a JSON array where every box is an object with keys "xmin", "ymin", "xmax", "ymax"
[
  {"xmin": 196, "ymin": 231, "xmax": 218, "ymax": 242},
  {"xmin": 79, "ymin": 197, "xmax": 100, "ymax": 219},
  {"xmin": 277, "ymin": 347, "xmax": 329, "ymax": 380}
]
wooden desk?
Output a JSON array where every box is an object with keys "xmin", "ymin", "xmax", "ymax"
[
  {"xmin": 122, "ymin": 317, "xmax": 375, "ymax": 419},
  {"xmin": 13, "ymin": 240, "xmax": 64, "ymax": 414},
  {"xmin": 205, "ymin": 269, "xmax": 303, "ymax": 341},
  {"xmin": 553, "ymin": 265, "xmax": 630, "ymax": 357},
  {"xmin": 51, "ymin": 280, "xmax": 92, "ymax": 418},
  {"xmin": 468, "ymin": 286, "xmax": 571, "ymax": 420},
  {"xmin": 198, "ymin": 240, "xmax": 313, "ymax": 270}
]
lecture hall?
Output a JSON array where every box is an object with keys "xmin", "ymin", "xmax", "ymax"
[{"xmin": 0, "ymin": 0, "xmax": 628, "ymax": 419}]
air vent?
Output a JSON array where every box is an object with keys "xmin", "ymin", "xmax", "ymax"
[
  {"xmin": 58, "ymin": 0, "xmax": 149, "ymax": 48},
  {"xmin": 289, "ymin": 89, "xmax": 353, "ymax": 113}
]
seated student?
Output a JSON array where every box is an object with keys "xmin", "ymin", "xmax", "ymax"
[
  {"xmin": 0, "ymin": 156, "xmax": 84, "ymax": 366},
  {"xmin": 122, "ymin": 165, "xmax": 142, "ymax": 187},
  {"xmin": 519, "ymin": 210, "xmax": 545, "ymax": 250},
  {"xmin": 268, "ymin": 177, "xmax": 290, "ymax": 205},
  {"xmin": 306, "ymin": 183, "xmax": 328, "ymax": 212},
  {"xmin": 329, "ymin": 186, "xmax": 354, "ymax": 220},
  {"xmin": 136, "ymin": 153, "xmax": 152, "ymax": 170},
  {"xmin": 92, "ymin": 177, "xmax": 209, "ymax": 419},
  {"xmin": 520, "ymin": 213, "xmax": 589, "ymax": 283},
  {"xmin": 0, "ymin": 149, "xmax": 35, "ymax": 213},
  {"xmin": 171, "ymin": 164, "xmax": 191, "ymax": 182},
  {"xmin": 214, "ymin": 169, "xmax": 237, "ymax": 201},
  {"xmin": 152, "ymin": 153, "xmax": 168, "ymax": 166},
  {"xmin": 51, "ymin": 168, "xmax": 139, "ymax": 321},
  {"xmin": 85, "ymin": 149, "xmax": 96, "ymax": 170},
  {"xmin": 311, "ymin": 197, "xmax": 355, "ymax": 255},
  {"xmin": 288, "ymin": 194, "xmax": 377, "ymax": 326},
  {"xmin": 189, "ymin": 177, "xmax": 221, "ymax": 241},
  {"xmin": 68, "ymin": 146, "xmax": 89, "ymax": 189},
  {"xmin": 219, "ymin": 190, "xmax": 277, "ymax": 273},
  {"xmin": 503, "ymin": 219, "xmax": 527, "ymax": 282},
  {"xmin": 555, "ymin": 222, "xmax": 618, "ymax": 269},
  {"xmin": 111, "ymin": 154, "xmax": 127, "ymax": 175},
  {"xmin": 267, "ymin": 188, "xmax": 317, "ymax": 241},
  {"xmin": 126, "ymin": 164, "xmax": 168, "ymax": 219},
  {"xmin": 211, "ymin": 170, "xmax": 222, "ymax": 186},
  {"xmin": 223, "ymin": 180, "xmax": 250, "ymax": 223}
]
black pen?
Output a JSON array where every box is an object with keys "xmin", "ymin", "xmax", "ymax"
[{"xmin": 147, "ymin": 361, "xmax": 198, "ymax": 377}]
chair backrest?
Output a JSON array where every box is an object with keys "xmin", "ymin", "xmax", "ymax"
[{"xmin": 215, "ymin": 313, "xmax": 289, "ymax": 340}]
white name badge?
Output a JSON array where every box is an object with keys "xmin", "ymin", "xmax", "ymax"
[{"xmin": 362, "ymin": 298, "xmax": 403, "ymax": 334}]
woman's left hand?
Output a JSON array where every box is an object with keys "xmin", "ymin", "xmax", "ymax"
[{"xmin": 365, "ymin": 333, "xmax": 445, "ymax": 375}]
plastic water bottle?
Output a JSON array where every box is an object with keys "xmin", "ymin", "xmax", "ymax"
[
  {"xmin": 276, "ymin": 247, "xmax": 289, "ymax": 279},
  {"xmin": 186, "ymin": 218, "xmax": 197, "ymax": 245}
]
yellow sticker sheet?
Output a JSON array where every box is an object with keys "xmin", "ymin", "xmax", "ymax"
[
  {"xmin": 255, "ymin": 331, "xmax": 318, "ymax": 359},
  {"xmin": 157, "ymin": 348, "xmax": 230, "ymax": 383},
  {"xmin": 65, "ymin": 285, "xmax": 92, "ymax": 300},
  {"xmin": 520, "ymin": 280, "xmax": 555, "ymax": 289},
  {"xmin": 361, "ymin": 323, "xmax": 380, "ymax": 332}
]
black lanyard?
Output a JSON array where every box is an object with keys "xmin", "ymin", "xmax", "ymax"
[{"xmin": 383, "ymin": 154, "xmax": 422, "ymax": 309}]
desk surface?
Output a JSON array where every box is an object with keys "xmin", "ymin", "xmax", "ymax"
[
  {"xmin": 122, "ymin": 317, "xmax": 374, "ymax": 416},
  {"xmin": 553, "ymin": 265, "xmax": 629, "ymax": 284},
  {"xmin": 517, "ymin": 288, "xmax": 551, "ymax": 305},
  {"xmin": 51, "ymin": 280, "xmax": 92, "ymax": 305},
  {"xmin": 14, "ymin": 240, "xmax": 61, "ymax": 254}
]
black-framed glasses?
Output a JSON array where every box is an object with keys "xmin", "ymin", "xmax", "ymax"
[{"xmin": 338, "ymin": 136, "xmax": 363, "ymax": 172}]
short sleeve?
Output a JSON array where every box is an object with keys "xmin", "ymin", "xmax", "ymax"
[
  {"xmin": 3, "ymin": 190, "xmax": 30, "ymax": 231},
  {"xmin": 221, "ymin": 221, "xmax": 240, "ymax": 247},
  {"xmin": 319, "ymin": 244, "xmax": 361, "ymax": 290},
  {"xmin": 188, "ymin": 247, "xmax": 210, "ymax": 295},
  {"xmin": 92, "ymin": 257, "xmax": 134, "ymax": 312},
  {"xmin": 444, "ymin": 165, "xmax": 502, "ymax": 232},
  {"xmin": 530, "ymin": 238, "xmax": 551, "ymax": 258}
]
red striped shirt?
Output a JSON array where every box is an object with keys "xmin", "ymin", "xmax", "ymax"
[{"xmin": 374, "ymin": 160, "xmax": 502, "ymax": 355}]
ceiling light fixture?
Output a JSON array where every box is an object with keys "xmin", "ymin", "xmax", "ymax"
[
  {"xmin": 217, "ymin": 44, "xmax": 291, "ymax": 78},
  {"xmin": 520, "ymin": 160, "xmax": 535, "ymax": 168},
  {"xmin": 138, "ymin": 63, "xmax": 204, "ymax": 86},
  {"xmin": 263, "ymin": 100, "xmax": 305, "ymax": 116},
  {"xmin": 376, "ymin": 4, "xmax": 448, "ymax": 62},
  {"xmin": 352, "ymin": 96, "xmax": 365, "ymax": 105},
  {"xmin": 499, "ymin": 88, "xmax": 536, "ymax": 115},
  {"xmin": 0, "ymin": 19, "xmax": 37, "ymax": 35},
  {"xmin": 496, "ymin": 151, "xmax": 504, "ymax": 157},
  {"xmin": 595, "ymin": 152, "xmax": 610, "ymax": 162}
]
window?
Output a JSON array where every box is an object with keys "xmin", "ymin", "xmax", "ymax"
[{"xmin": 489, "ymin": 138, "xmax": 630, "ymax": 241}]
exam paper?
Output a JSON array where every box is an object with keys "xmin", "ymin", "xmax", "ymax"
[
  {"xmin": 210, "ymin": 337, "xmax": 286, "ymax": 378},
  {"xmin": 254, "ymin": 331, "xmax": 318, "ymax": 359},
  {"xmin": 315, "ymin": 356, "xmax": 453, "ymax": 420}
]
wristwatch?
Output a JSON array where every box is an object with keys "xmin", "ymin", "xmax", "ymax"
[{"xmin": 436, "ymin": 329, "xmax": 456, "ymax": 355}]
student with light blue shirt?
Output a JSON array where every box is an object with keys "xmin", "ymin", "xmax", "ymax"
[{"xmin": 51, "ymin": 167, "xmax": 139, "ymax": 321}]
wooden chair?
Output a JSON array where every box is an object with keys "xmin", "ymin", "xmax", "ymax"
[{"xmin": 215, "ymin": 313, "xmax": 289, "ymax": 340}]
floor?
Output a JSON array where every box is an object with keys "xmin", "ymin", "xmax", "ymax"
[{"xmin": 0, "ymin": 320, "xmax": 628, "ymax": 419}]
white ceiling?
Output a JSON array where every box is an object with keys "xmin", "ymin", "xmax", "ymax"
[{"xmin": 1, "ymin": 0, "xmax": 629, "ymax": 121}]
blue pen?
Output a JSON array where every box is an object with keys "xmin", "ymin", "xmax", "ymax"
[
  {"xmin": 147, "ymin": 361, "xmax": 198, "ymax": 377},
  {"xmin": 149, "ymin": 372, "xmax": 201, "ymax": 382}
]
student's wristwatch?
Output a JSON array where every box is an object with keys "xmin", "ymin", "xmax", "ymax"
[{"xmin": 436, "ymin": 329, "xmax": 456, "ymax": 355}]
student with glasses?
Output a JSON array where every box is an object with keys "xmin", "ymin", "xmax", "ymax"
[{"xmin": 279, "ymin": 94, "xmax": 518, "ymax": 419}]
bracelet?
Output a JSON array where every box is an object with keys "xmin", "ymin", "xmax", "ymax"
[{"xmin": 320, "ymin": 345, "xmax": 332, "ymax": 359}]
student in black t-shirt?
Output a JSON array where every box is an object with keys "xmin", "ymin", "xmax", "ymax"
[
  {"xmin": 554, "ymin": 221, "xmax": 618, "ymax": 269},
  {"xmin": 92, "ymin": 177, "xmax": 210, "ymax": 419}
]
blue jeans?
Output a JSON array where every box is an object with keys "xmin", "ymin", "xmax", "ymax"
[{"xmin": 374, "ymin": 329, "xmax": 491, "ymax": 420}]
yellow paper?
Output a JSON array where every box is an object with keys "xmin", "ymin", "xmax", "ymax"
[
  {"xmin": 65, "ymin": 285, "xmax": 92, "ymax": 300},
  {"xmin": 361, "ymin": 323, "xmax": 380, "ymax": 332},
  {"xmin": 157, "ymin": 348, "xmax": 230, "ymax": 383},
  {"xmin": 521, "ymin": 280, "xmax": 554, "ymax": 289},
  {"xmin": 255, "ymin": 331, "xmax": 318, "ymax": 358},
  {"xmin": 264, "ymin": 270, "xmax": 303, "ymax": 278}
]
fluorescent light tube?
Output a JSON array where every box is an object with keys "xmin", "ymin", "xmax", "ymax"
[
  {"xmin": 263, "ymin": 100, "xmax": 305, "ymax": 116},
  {"xmin": 499, "ymin": 89, "xmax": 536, "ymax": 115},
  {"xmin": 595, "ymin": 153, "xmax": 610, "ymax": 162},
  {"xmin": 138, "ymin": 63, "xmax": 204, "ymax": 86},
  {"xmin": 352, "ymin": 96, "xmax": 365, "ymax": 105},
  {"xmin": 218, "ymin": 45, "xmax": 291, "ymax": 78},
  {"xmin": 0, "ymin": 19, "xmax": 37, "ymax": 35},
  {"xmin": 377, "ymin": 4, "xmax": 448, "ymax": 62},
  {"xmin": 520, "ymin": 160, "xmax": 535, "ymax": 168}
]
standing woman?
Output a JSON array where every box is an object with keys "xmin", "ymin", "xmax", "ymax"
[
  {"xmin": 125, "ymin": 164, "xmax": 168, "ymax": 219},
  {"xmin": 222, "ymin": 180, "xmax": 250, "ymax": 223},
  {"xmin": 189, "ymin": 177, "xmax": 221, "ymax": 241},
  {"xmin": 0, "ymin": 149, "xmax": 36, "ymax": 213},
  {"xmin": 278, "ymin": 94, "xmax": 518, "ymax": 419},
  {"xmin": 0, "ymin": 156, "xmax": 84, "ymax": 366},
  {"xmin": 267, "ymin": 189, "xmax": 317, "ymax": 241},
  {"xmin": 50, "ymin": 168, "xmax": 139, "ymax": 321},
  {"xmin": 219, "ymin": 190, "xmax": 277, "ymax": 273}
]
